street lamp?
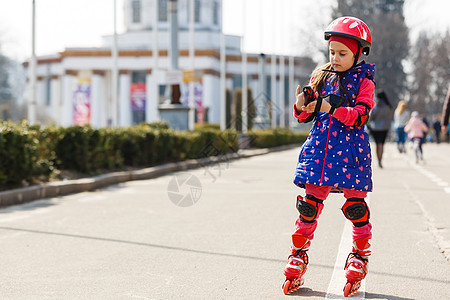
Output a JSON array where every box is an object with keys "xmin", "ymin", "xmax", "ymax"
[{"xmin": 28, "ymin": 0, "xmax": 37, "ymax": 125}]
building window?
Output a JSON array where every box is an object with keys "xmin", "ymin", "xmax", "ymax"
[
  {"xmin": 195, "ymin": 0, "xmax": 200, "ymax": 23},
  {"xmin": 45, "ymin": 77, "xmax": 51, "ymax": 106},
  {"xmin": 132, "ymin": 0, "xmax": 141, "ymax": 23},
  {"xmin": 213, "ymin": 1, "xmax": 219, "ymax": 25},
  {"xmin": 159, "ymin": 0, "xmax": 168, "ymax": 22},
  {"xmin": 187, "ymin": 0, "xmax": 201, "ymax": 23},
  {"xmin": 132, "ymin": 71, "xmax": 146, "ymax": 84}
]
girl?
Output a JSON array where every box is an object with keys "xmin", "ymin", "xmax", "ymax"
[
  {"xmin": 394, "ymin": 100, "xmax": 410, "ymax": 153},
  {"xmin": 282, "ymin": 17, "xmax": 375, "ymax": 297}
]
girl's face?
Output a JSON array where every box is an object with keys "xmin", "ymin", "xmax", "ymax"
[{"xmin": 329, "ymin": 41, "xmax": 355, "ymax": 72}]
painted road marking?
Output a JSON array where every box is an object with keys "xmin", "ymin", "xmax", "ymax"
[
  {"xmin": 407, "ymin": 159, "xmax": 450, "ymax": 193},
  {"xmin": 401, "ymin": 182, "xmax": 450, "ymax": 261},
  {"xmin": 325, "ymin": 195, "xmax": 371, "ymax": 299}
]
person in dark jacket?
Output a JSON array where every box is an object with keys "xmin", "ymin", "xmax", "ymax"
[
  {"xmin": 432, "ymin": 115, "xmax": 441, "ymax": 144},
  {"xmin": 368, "ymin": 90, "xmax": 393, "ymax": 168},
  {"xmin": 441, "ymin": 86, "xmax": 450, "ymax": 143}
]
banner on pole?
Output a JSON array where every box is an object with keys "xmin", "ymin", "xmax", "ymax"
[
  {"xmin": 130, "ymin": 83, "xmax": 146, "ymax": 112},
  {"xmin": 73, "ymin": 78, "xmax": 91, "ymax": 125}
]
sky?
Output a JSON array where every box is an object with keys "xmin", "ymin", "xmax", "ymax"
[{"xmin": 0, "ymin": 0, "xmax": 448, "ymax": 62}]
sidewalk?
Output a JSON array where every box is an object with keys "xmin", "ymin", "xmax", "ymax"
[{"xmin": 0, "ymin": 145, "xmax": 296, "ymax": 208}]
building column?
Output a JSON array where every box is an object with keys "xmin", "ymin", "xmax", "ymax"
[
  {"xmin": 91, "ymin": 70, "xmax": 104, "ymax": 128},
  {"xmin": 36, "ymin": 77, "xmax": 45, "ymax": 121},
  {"xmin": 146, "ymin": 69, "xmax": 159, "ymax": 123},
  {"xmin": 119, "ymin": 70, "xmax": 132, "ymax": 127},
  {"xmin": 50, "ymin": 75, "xmax": 61, "ymax": 125},
  {"xmin": 61, "ymin": 70, "xmax": 77, "ymax": 127},
  {"xmin": 202, "ymin": 73, "xmax": 216, "ymax": 124}
]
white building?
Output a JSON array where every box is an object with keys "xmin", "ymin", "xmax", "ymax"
[{"xmin": 24, "ymin": 0, "xmax": 314, "ymax": 129}]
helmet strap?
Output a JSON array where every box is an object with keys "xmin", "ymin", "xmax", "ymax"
[{"xmin": 352, "ymin": 45, "xmax": 362, "ymax": 68}]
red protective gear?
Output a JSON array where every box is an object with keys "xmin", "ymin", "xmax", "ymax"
[{"xmin": 324, "ymin": 16, "xmax": 372, "ymax": 55}]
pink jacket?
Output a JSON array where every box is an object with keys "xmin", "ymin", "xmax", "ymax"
[{"xmin": 405, "ymin": 117, "xmax": 428, "ymax": 138}]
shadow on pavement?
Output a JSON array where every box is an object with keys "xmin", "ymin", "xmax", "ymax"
[
  {"xmin": 0, "ymin": 199, "xmax": 56, "ymax": 213},
  {"xmin": 365, "ymin": 292, "xmax": 415, "ymax": 300},
  {"xmin": 0, "ymin": 225, "xmax": 448, "ymax": 287}
]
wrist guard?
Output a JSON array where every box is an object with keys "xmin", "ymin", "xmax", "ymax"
[
  {"xmin": 296, "ymin": 86, "xmax": 318, "ymax": 123},
  {"xmin": 325, "ymin": 94, "xmax": 345, "ymax": 115}
]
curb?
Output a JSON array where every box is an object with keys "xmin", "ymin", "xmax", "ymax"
[{"xmin": 0, "ymin": 144, "xmax": 298, "ymax": 208}]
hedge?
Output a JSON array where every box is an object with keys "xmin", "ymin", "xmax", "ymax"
[
  {"xmin": 0, "ymin": 121, "xmax": 307, "ymax": 190},
  {"xmin": 248, "ymin": 128, "xmax": 308, "ymax": 148}
]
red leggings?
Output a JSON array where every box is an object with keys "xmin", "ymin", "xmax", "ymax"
[{"xmin": 292, "ymin": 184, "xmax": 372, "ymax": 248}]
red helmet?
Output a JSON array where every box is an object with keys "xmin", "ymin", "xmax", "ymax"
[{"xmin": 324, "ymin": 16, "xmax": 372, "ymax": 55}]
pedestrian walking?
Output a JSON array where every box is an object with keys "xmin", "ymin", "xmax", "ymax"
[
  {"xmin": 393, "ymin": 100, "xmax": 409, "ymax": 153},
  {"xmin": 441, "ymin": 86, "xmax": 450, "ymax": 142},
  {"xmin": 432, "ymin": 115, "xmax": 441, "ymax": 144},
  {"xmin": 283, "ymin": 16, "xmax": 375, "ymax": 297},
  {"xmin": 421, "ymin": 115, "xmax": 430, "ymax": 144},
  {"xmin": 405, "ymin": 111, "xmax": 428, "ymax": 163},
  {"xmin": 368, "ymin": 90, "xmax": 393, "ymax": 168}
]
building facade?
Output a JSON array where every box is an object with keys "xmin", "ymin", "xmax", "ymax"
[{"xmin": 24, "ymin": 0, "xmax": 314, "ymax": 128}]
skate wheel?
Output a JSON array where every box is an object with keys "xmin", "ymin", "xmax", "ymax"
[
  {"xmin": 282, "ymin": 280, "xmax": 291, "ymax": 295},
  {"xmin": 282, "ymin": 277, "xmax": 304, "ymax": 295},
  {"xmin": 343, "ymin": 282, "xmax": 352, "ymax": 297}
]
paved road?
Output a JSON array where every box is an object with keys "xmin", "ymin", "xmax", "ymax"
[{"xmin": 0, "ymin": 143, "xmax": 449, "ymax": 299}]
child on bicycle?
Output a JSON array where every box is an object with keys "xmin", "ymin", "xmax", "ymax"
[{"xmin": 405, "ymin": 111, "xmax": 428, "ymax": 163}]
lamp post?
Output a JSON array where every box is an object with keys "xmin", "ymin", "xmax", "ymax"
[
  {"xmin": 188, "ymin": 0, "xmax": 195, "ymax": 130},
  {"xmin": 242, "ymin": 0, "xmax": 248, "ymax": 134},
  {"xmin": 111, "ymin": 0, "xmax": 119, "ymax": 126},
  {"xmin": 219, "ymin": 0, "xmax": 226, "ymax": 130},
  {"xmin": 169, "ymin": 0, "xmax": 181, "ymax": 104},
  {"xmin": 28, "ymin": 0, "xmax": 37, "ymax": 125}
]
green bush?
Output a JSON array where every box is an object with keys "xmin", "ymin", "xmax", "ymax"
[
  {"xmin": 0, "ymin": 121, "xmax": 307, "ymax": 191},
  {"xmin": 0, "ymin": 121, "xmax": 38, "ymax": 187},
  {"xmin": 248, "ymin": 128, "xmax": 308, "ymax": 148}
]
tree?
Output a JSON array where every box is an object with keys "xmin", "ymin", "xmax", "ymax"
[
  {"xmin": 429, "ymin": 30, "xmax": 450, "ymax": 115},
  {"xmin": 0, "ymin": 55, "xmax": 13, "ymax": 102},
  {"xmin": 408, "ymin": 32, "xmax": 433, "ymax": 112},
  {"xmin": 333, "ymin": 0, "xmax": 409, "ymax": 104},
  {"xmin": 0, "ymin": 43, "xmax": 26, "ymax": 121},
  {"xmin": 409, "ymin": 30, "xmax": 450, "ymax": 116}
]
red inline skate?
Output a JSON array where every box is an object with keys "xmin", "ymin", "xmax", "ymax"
[
  {"xmin": 282, "ymin": 236, "xmax": 310, "ymax": 294},
  {"xmin": 343, "ymin": 238, "xmax": 370, "ymax": 297}
]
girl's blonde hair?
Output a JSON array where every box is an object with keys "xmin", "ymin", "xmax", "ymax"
[
  {"xmin": 395, "ymin": 100, "xmax": 407, "ymax": 115},
  {"xmin": 310, "ymin": 62, "xmax": 333, "ymax": 92}
]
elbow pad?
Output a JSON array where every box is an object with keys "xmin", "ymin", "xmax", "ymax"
[{"xmin": 353, "ymin": 103, "xmax": 372, "ymax": 127}]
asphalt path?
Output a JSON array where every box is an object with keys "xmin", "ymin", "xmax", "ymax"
[{"xmin": 0, "ymin": 142, "xmax": 449, "ymax": 299}]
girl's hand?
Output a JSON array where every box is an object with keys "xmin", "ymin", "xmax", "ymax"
[
  {"xmin": 295, "ymin": 85, "xmax": 305, "ymax": 108},
  {"xmin": 301, "ymin": 99, "xmax": 332, "ymax": 114}
]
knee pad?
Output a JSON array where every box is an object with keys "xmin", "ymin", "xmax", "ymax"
[
  {"xmin": 296, "ymin": 194, "xmax": 323, "ymax": 223},
  {"xmin": 342, "ymin": 198, "xmax": 370, "ymax": 227}
]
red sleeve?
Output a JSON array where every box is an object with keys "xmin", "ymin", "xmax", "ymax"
[
  {"xmin": 332, "ymin": 78, "xmax": 375, "ymax": 127},
  {"xmin": 293, "ymin": 104, "xmax": 313, "ymax": 121}
]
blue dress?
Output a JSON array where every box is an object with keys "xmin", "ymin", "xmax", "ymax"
[{"xmin": 294, "ymin": 62, "xmax": 375, "ymax": 192}]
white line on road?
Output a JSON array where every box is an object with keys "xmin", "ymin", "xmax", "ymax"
[
  {"xmin": 325, "ymin": 195, "xmax": 371, "ymax": 299},
  {"xmin": 408, "ymin": 160, "xmax": 450, "ymax": 192},
  {"xmin": 402, "ymin": 182, "xmax": 450, "ymax": 261}
]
